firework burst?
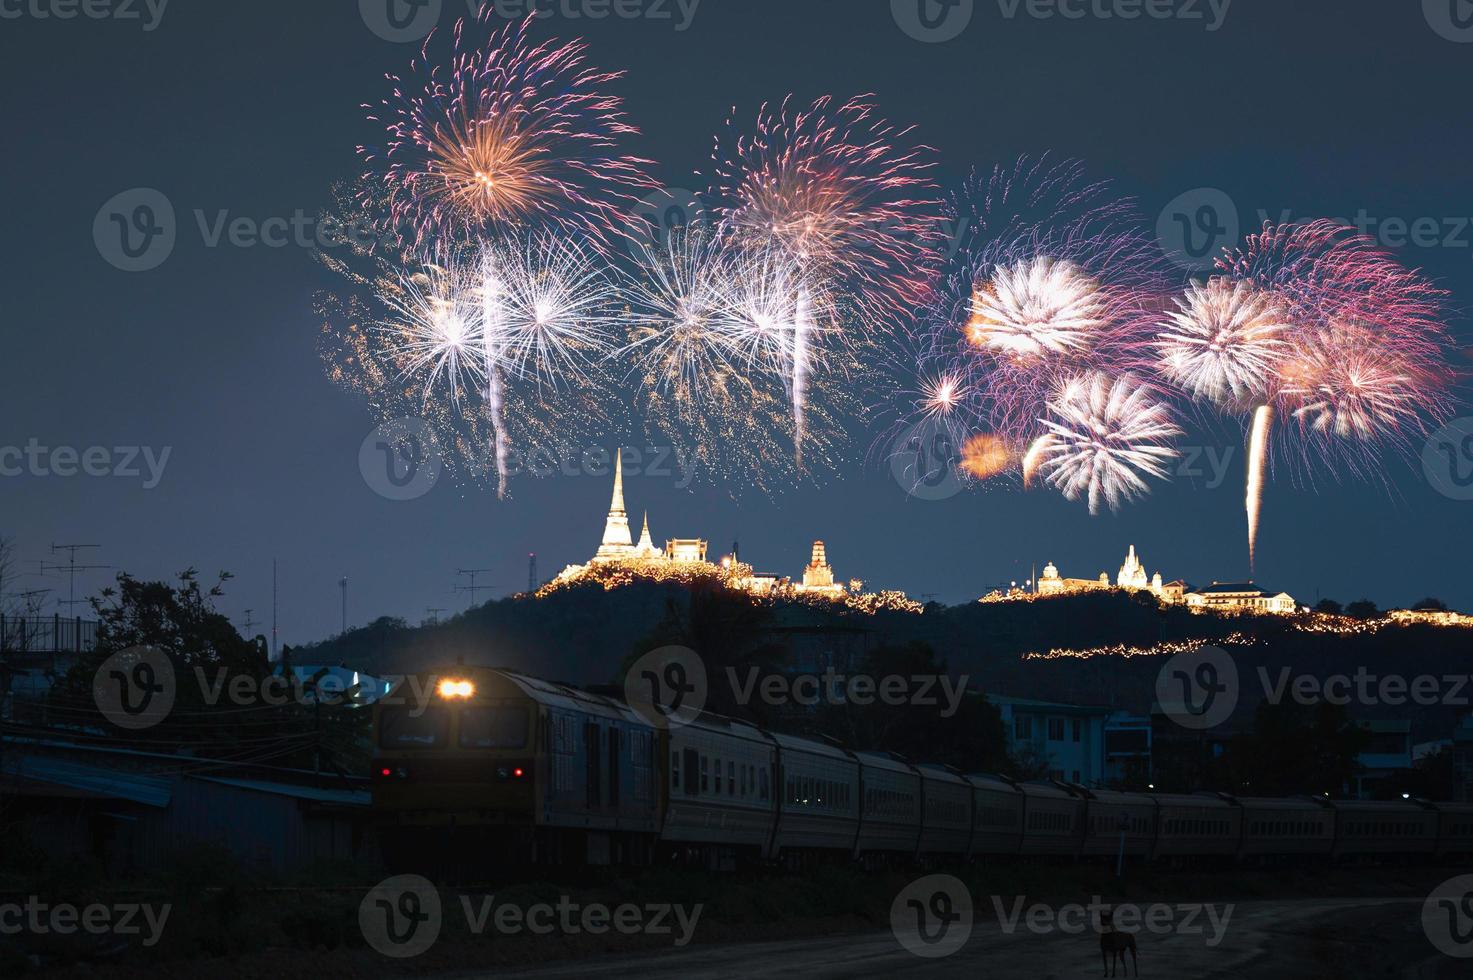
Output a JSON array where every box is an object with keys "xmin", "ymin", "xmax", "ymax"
[
  {"xmin": 360, "ymin": 11, "xmax": 655, "ymax": 249},
  {"xmin": 711, "ymin": 94, "xmax": 942, "ymax": 463},
  {"xmin": 1156, "ymin": 277, "xmax": 1290, "ymax": 410},
  {"xmin": 1032, "ymin": 372, "xmax": 1182, "ymax": 515}
]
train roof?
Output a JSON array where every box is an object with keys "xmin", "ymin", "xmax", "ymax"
[
  {"xmin": 1148, "ymin": 792, "xmax": 1236, "ymax": 809},
  {"xmin": 963, "ymin": 773, "xmax": 1022, "ymax": 794},
  {"xmin": 853, "ymin": 751, "xmax": 917, "ymax": 776},
  {"xmin": 765, "ymin": 731, "xmax": 854, "ymax": 761},
  {"xmin": 915, "ymin": 764, "xmax": 971, "ymax": 786},
  {"xmin": 496, "ymin": 671, "xmax": 643, "ymax": 724},
  {"xmin": 1016, "ymin": 781, "xmax": 1078, "ymax": 801},
  {"xmin": 675, "ymin": 711, "xmax": 772, "ymax": 744}
]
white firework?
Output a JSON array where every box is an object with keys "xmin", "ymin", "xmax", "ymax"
[
  {"xmin": 621, "ymin": 228, "xmax": 745, "ymax": 396},
  {"xmin": 1157, "ymin": 277, "xmax": 1290, "ymax": 407},
  {"xmin": 380, "ymin": 255, "xmax": 486, "ymax": 408},
  {"xmin": 491, "ymin": 234, "xmax": 621, "ymax": 388},
  {"xmin": 1035, "ymin": 371, "xmax": 1182, "ymax": 514},
  {"xmin": 966, "ymin": 256, "xmax": 1109, "ymax": 361}
]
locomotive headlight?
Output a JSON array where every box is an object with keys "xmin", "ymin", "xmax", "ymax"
[{"xmin": 437, "ymin": 678, "xmax": 475, "ymax": 698}]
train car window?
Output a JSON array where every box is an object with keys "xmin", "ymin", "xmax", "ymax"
[
  {"xmin": 714, "ymin": 757, "xmax": 722, "ymax": 795},
  {"xmin": 729, "ymin": 762, "xmax": 735, "ymax": 796},
  {"xmin": 458, "ymin": 706, "xmax": 530, "ymax": 748},
  {"xmin": 672, "ymin": 750, "xmax": 681, "ymax": 791},
  {"xmin": 684, "ymin": 749, "xmax": 699, "ymax": 797},
  {"xmin": 700, "ymin": 755, "xmax": 709, "ymax": 794},
  {"xmin": 379, "ymin": 706, "xmax": 449, "ymax": 749},
  {"xmin": 608, "ymin": 728, "xmax": 620, "ymax": 806}
]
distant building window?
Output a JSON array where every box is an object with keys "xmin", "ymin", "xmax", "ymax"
[
  {"xmin": 1071, "ymin": 720, "xmax": 1082, "ymax": 743},
  {"xmin": 1048, "ymin": 718, "xmax": 1065, "ymax": 741},
  {"xmin": 1014, "ymin": 716, "xmax": 1032, "ymax": 740}
]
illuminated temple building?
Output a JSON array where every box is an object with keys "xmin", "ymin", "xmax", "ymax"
[
  {"xmin": 554, "ymin": 450, "xmax": 856, "ymax": 599},
  {"xmin": 1031, "ymin": 545, "xmax": 1292, "ymax": 614}
]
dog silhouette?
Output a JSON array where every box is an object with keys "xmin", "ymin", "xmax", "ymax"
[{"xmin": 1100, "ymin": 910, "xmax": 1138, "ymax": 977}]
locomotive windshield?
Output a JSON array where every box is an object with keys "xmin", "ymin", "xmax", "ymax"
[
  {"xmin": 458, "ymin": 705, "xmax": 529, "ymax": 748},
  {"xmin": 378, "ymin": 706, "xmax": 450, "ymax": 749}
]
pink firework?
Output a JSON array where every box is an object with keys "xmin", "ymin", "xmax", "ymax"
[
  {"xmin": 710, "ymin": 94, "xmax": 944, "ymax": 324},
  {"xmin": 360, "ymin": 11, "xmax": 655, "ymax": 248},
  {"xmin": 1221, "ymin": 219, "xmax": 1457, "ymax": 477},
  {"xmin": 939, "ymin": 157, "xmax": 1169, "ymax": 451}
]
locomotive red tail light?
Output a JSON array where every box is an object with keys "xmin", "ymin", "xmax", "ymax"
[
  {"xmin": 380, "ymin": 767, "xmax": 392, "ymax": 777},
  {"xmin": 513, "ymin": 767, "xmax": 525, "ymax": 778}
]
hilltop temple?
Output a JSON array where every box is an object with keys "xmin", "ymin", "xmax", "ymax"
[
  {"xmin": 1033, "ymin": 544, "xmax": 1293, "ymax": 613},
  {"xmin": 554, "ymin": 449, "xmax": 852, "ymax": 598}
]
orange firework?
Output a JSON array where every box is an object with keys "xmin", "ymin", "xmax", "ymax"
[{"xmin": 960, "ymin": 433, "xmax": 1014, "ymax": 480}]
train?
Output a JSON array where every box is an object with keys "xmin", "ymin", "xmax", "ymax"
[{"xmin": 371, "ymin": 666, "xmax": 1473, "ymax": 868}]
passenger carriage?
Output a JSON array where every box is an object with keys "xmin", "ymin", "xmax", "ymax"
[
  {"xmin": 916, "ymin": 765, "xmax": 973, "ymax": 856},
  {"xmin": 1149, "ymin": 792, "xmax": 1240, "ymax": 860},
  {"xmin": 660, "ymin": 713, "xmax": 777, "ymax": 862},
  {"xmin": 1234, "ymin": 795, "xmax": 1335, "ymax": 858},
  {"xmin": 1331, "ymin": 798, "xmax": 1438, "ymax": 858},
  {"xmin": 1433, "ymin": 802, "xmax": 1473, "ymax": 857},
  {"xmin": 854, "ymin": 752, "xmax": 923, "ymax": 859},
  {"xmin": 1074, "ymin": 787, "xmax": 1155, "ymax": 860},
  {"xmin": 1017, "ymin": 781, "xmax": 1084, "ymax": 857},
  {"xmin": 770, "ymin": 732, "xmax": 861, "ymax": 862},
  {"xmin": 964, "ymin": 774, "xmax": 1025, "ymax": 857}
]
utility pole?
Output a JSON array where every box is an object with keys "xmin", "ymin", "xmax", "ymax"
[
  {"xmin": 527, "ymin": 553, "xmax": 537, "ymax": 593},
  {"xmin": 40, "ymin": 544, "xmax": 110, "ymax": 614},
  {"xmin": 241, "ymin": 609, "xmax": 258, "ymax": 636},
  {"xmin": 272, "ymin": 559, "xmax": 279, "ymax": 661},
  {"xmin": 425, "ymin": 607, "xmax": 446, "ymax": 626},
  {"xmin": 455, "ymin": 569, "xmax": 495, "ymax": 609},
  {"xmin": 339, "ymin": 576, "xmax": 348, "ymax": 635}
]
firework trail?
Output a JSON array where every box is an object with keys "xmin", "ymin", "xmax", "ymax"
[
  {"xmin": 620, "ymin": 227, "xmax": 850, "ymax": 493},
  {"xmin": 711, "ymin": 94, "xmax": 943, "ymax": 464},
  {"xmin": 1032, "ymin": 371, "xmax": 1183, "ymax": 515},
  {"xmin": 1245, "ymin": 404, "xmax": 1271, "ymax": 572},
  {"xmin": 360, "ymin": 11, "xmax": 655, "ymax": 250},
  {"xmin": 351, "ymin": 12, "xmax": 650, "ymax": 495},
  {"xmin": 1174, "ymin": 219, "xmax": 1457, "ymax": 569}
]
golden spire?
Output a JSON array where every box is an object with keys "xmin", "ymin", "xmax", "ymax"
[{"xmin": 594, "ymin": 447, "xmax": 633, "ymax": 559}]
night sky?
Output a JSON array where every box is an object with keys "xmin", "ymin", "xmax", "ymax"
[{"xmin": 3, "ymin": 0, "xmax": 1471, "ymax": 645}]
